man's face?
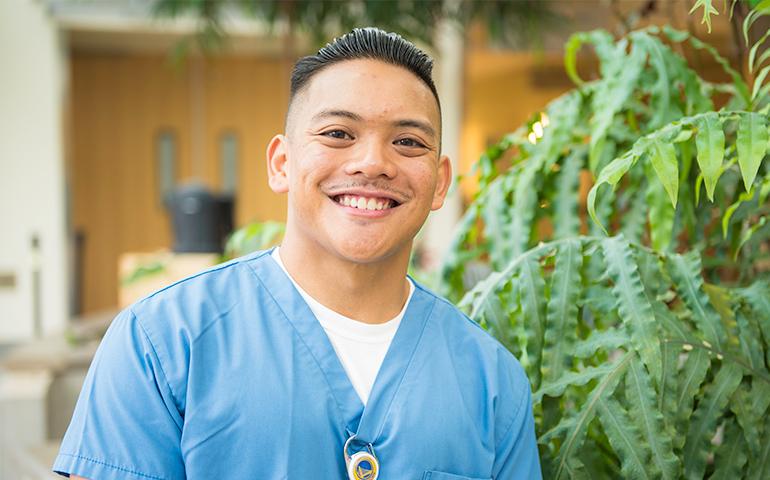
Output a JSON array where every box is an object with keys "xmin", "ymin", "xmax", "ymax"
[{"xmin": 267, "ymin": 58, "xmax": 451, "ymax": 264}]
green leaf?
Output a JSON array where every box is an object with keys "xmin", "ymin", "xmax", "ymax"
[
  {"xmin": 625, "ymin": 355, "xmax": 681, "ymax": 479},
  {"xmin": 510, "ymin": 163, "xmax": 539, "ymax": 258},
  {"xmin": 552, "ymin": 353, "xmax": 632, "ymax": 480},
  {"xmin": 739, "ymin": 282, "xmax": 770, "ymax": 369},
  {"xmin": 646, "ymin": 165, "xmax": 676, "ymax": 251},
  {"xmin": 751, "ymin": 64, "xmax": 770, "ymax": 101},
  {"xmin": 573, "ymin": 328, "xmax": 630, "ymax": 359},
  {"xmin": 553, "ymin": 149, "xmax": 583, "ymax": 239},
  {"xmin": 709, "ymin": 418, "xmax": 748, "ymax": 479},
  {"xmin": 587, "ymin": 152, "xmax": 638, "ymax": 234},
  {"xmin": 731, "ymin": 380, "xmax": 770, "ymax": 456},
  {"xmin": 542, "ymin": 240, "xmax": 583, "ymax": 383},
  {"xmin": 736, "ymin": 309, "xmax": 765, "ymax": 371},
  {"xmin": 589, "ymin": 40, "xmax": 647, "ymax": 170},
  {"xmin": 602, "ymin": 236, "xmax": 661, "ymax": 381},
  {"xmin": 689, "ymin": 0, "xmax": 719, "ymax": 33},
  {"xmin": 666, "ymin": 251, "xmax": 727, "ymax": 350},
  {"xmin": 674, "ymin": 348, "xmax": 711, "ymax": 449},
  {"xmin": 736, "ymin": 112, "xmax": 768, "ymax": 192},
  {"xmin": 683, "ymin": 363, "xmax": 743, "ymax": 480},
  {"xmin": 748, "ymin": 29, "xmax": 770, "ymax": 72},
  {"xmin": 648, "ymin": 140, "xmax": 680, "ymax": 207},
  {"xmin": 596, "ymin": 397, "xmax": 651, "ymax": 480},
  {"xmin": 535, "ymin": 359, "xmax": 624, "ymax": 403},
  {"xmin": 695, "ymin": 112, "xmax": 726, "ymax": 202},
  {"xmin": 748, "ymin": 415, "xmax": 770, "ymax": 480},
  {"xmin": 722, "ymin": 189, "xmax": 757, "ymax": 238},
  {"xmin": 658, "ymin": 339, "xmax": 679, "ymax": 423},
  {"xmin": 518, "ymin": 257, "xmax": 546, "ymax": 389},
  {"xmin": 737, "ymin": 215, "xmax": 768, "ymax": 257}
]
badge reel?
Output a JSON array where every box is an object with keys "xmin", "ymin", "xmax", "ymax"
[{"xmin": 344, "ymin": 435, "xmax": 380, "ymax": 480}]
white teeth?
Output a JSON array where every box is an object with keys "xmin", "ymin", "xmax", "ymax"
[{"xmin": 337, "ymin": 195, "xmax": 394, "ymax": 211}]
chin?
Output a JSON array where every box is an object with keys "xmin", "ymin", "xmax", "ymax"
[{"xmin": 330, "ymin": 237, "xmax": 403, "ymax": 264}]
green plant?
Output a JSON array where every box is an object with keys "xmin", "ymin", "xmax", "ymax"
[
  {"xmin": 222, "ymin": 220, "xmax": 285, "ymax": 260},
  {"xmin": 442, "ymin": 2, "xmax": 770, "ymax": 478}
]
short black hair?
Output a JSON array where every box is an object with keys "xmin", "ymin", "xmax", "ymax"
[{"xmin": 289, "ymin": 27, "xmax": 440, "ymax": 111}]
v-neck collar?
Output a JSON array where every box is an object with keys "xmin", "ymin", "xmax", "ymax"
[{"xmin": 247, "ymin": 250, "xmax": 436, "ymax": 444}]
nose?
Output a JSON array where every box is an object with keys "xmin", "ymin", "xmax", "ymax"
[{"xmin": 343, "ymin": 139, "xmax": 397, "ymax": 179}]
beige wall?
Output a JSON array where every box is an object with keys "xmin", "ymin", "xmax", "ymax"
[{"xmin": 0, "ymin": 0, "xmax": 69, "ymax": 340}]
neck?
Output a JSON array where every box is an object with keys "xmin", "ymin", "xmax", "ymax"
[{"xmin": 278, "ymin": 236, "xmax": 411, "ymax": 325}]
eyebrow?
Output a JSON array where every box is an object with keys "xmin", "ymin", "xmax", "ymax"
[{"xmin": 311, "ymin": 109, "xmax": 437, "ymax": 140}]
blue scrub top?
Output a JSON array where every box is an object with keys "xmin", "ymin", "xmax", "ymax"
[{"xmin": 54, "ymin": 250, "xmax": 541, "ymax": 479}]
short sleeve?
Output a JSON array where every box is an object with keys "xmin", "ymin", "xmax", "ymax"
[
  {"xmin": 53, "ymin": 308, "xmax": 185, "ymax": 479},
  {"xmin": 492, "ymin": 381, "xmax": 542, "ymax": 480}
]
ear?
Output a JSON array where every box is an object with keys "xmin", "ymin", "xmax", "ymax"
[
  {"xmin": 266, "ymin": 134, "xmax": 289, "ymax": 193},
  {"xmin": 431, "ymin": 154, "xmax": 453, "ymax": 211}
]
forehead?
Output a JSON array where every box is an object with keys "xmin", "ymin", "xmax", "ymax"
[{"xmin": 292, "ymin": 59, "xmax": 440, "ymax": 129}]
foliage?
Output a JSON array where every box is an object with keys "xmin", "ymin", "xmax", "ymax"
[
  {"xmin": 222, "ymin": 220, "xmax": 284, "ymax": 260},
  {"xmin": 152, "ymin": 0, "xmax": 556, "ymax": 51},
  {"xmin": 442, "ymin": 2, "xmax": 770, "ymax": 478}
]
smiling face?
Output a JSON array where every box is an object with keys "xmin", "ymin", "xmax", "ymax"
[{"xmin": 267, "ymin": 58, "xmax": 451, "ymax": 265}]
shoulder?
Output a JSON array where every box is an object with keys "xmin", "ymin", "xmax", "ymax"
[
  {"xmin": 413, "ymin": 281, "xmax": 530, "ymax": 389},
  {"xmin": 116, "ymin": 250, "xmax": 275, "ymax": 361}
]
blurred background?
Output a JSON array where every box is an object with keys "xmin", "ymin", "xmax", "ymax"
[{"xmin": 0, "ymin": 0, "xmax": 744, "ymax": 477}]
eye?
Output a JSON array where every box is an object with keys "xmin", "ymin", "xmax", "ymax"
[
  {"xmin": 322, "ymin": 129, "xmax": 353, "ymax": 140},
  {"xmin": 394, "ymin": 137, "xmax": 427, "ymax": 148}
]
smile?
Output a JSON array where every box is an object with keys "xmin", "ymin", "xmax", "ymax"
[{"xmin": 333, "ymin": 194, "xmax": 399, "ymax": 211}]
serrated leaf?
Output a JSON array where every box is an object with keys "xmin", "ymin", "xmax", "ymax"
[
  {"xmin": 737, "ymin": 112, "xmax": 768, "ymax": 192},
  {"xmin": 535, "ymin": 360, "xmax": 622, "ymax": 403},
  {"xmin": 674, "ymin": 348, "xmax": 711, "ymax": 449},
  {"xmin": 573, "ymin": 328, "xmax": 630, "ymax": 359},
  {"xmin": 731, "ymin": 380, "xmax": 770, "ymax": 456},
  {"xmin": 596, "ymin": 397, "xmax": 652, "ymax": 480},
  {"xmin": 510, "ymin": 163, "xmax": 539, "ymax": 258},
  {"xmin": 736, "ymin": 309, "xmax": 765, "ymax": 371},
  {"xmin": 695, "ymin": 112, "xmax": 726, "ymax": 201},
  {"xmin": 542, "ymin": 240, "xmax": 583, "ymax": 383},
  {"xmin": 739, "ymin": 281, "xmax": 770, "ymax": 366},
  {"xmin": 589, "ymin": 40, "xmax": 647, "ymax": 169},
  {"xmin": 518, "ymin": 257, "xmax": 546, "ymax": 389},
  {"xmin": 690, "ymin": 0, "xmax": 719, "ymax": 33},
  {"xmin": 666, "ymin": 251, "xmax": 726, "ymax": 350},
  {"xmin": 553, "ymin": 149, "xmax": 583, "ymax": 239},
  {"xmin": 552, "ymin": 353, "xmax": 632, "ymax": 480},
  {"xmin": 709, "ymin": 419, "xmax": 748, "ymax": 479},
  {"xmin": 748, "ymin": 414, "xmax": 770, "ymax": 480},
  {"xmin": 658, "ymin": 339, "xmax": 679, "ymax": 423},
  {"xmin": 602, "ymin": 236, "xmax": 661, "ymax": 381},
  {"xmin": 625, "ymin": 355, "xmax": 681, "ymax": 479},
  {"xmin": 683, "ymin": 363, "xmax": 743, "ymax": 480}
]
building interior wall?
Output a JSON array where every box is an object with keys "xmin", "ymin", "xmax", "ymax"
[{"xmin": 70, "ymin": 52, "xmax": 290, "ymax": 312}]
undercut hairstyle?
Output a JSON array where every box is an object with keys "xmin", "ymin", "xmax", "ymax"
[{"xmin": 289, "ymin": 27, "xmax": 440, "ymax": 112}]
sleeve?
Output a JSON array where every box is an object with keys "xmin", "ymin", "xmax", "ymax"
[
  {"xmin": 492, "ymin": 371, "xmax": 542, "ymax": 480},
  {"xmin": 53, "ymin": 308, "xmax": 185, "ymax": 479}
]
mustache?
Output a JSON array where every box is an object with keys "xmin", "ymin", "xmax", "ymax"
[{"xmin": 322, "ymin": 181, "xmax": 411, "ymax": 201}]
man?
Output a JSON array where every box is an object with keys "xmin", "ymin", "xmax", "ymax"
[{"xmin": 54, "ymin": 28, "xmax": 541, "ymax": 479}]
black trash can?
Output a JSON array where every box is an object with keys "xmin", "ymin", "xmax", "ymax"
[{"xmin": 165, "ymin": 183, "xmax": 234, "ymax": 253}]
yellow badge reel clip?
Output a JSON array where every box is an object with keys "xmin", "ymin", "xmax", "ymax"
[{"xmin": 344, "ymin": 435, "xmax": 380, "ymax": 480}]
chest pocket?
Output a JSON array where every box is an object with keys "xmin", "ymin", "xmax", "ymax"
[{"xmin": 422, "ymin": 471, "xmax": 491, "ymax": 480}]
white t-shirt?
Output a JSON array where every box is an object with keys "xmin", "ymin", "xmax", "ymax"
[{"xmin": 271, "ymin": 248, "xmax": 414, "ymax": 405}]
